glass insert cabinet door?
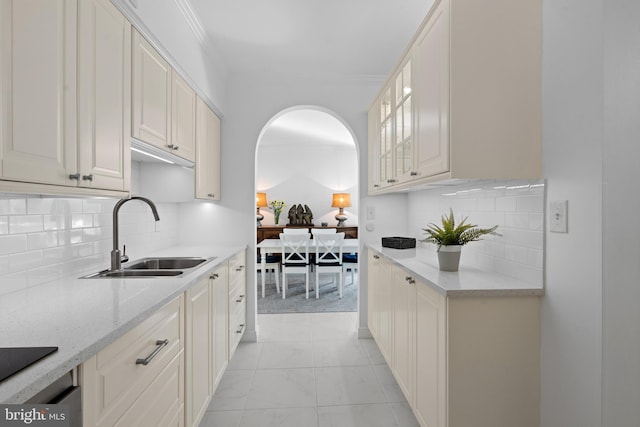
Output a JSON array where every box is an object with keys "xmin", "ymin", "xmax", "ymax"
[
  {"xmin": 378, "ymin": 87, "xmax": 393, "ymax": 186},
  {"xmin": 394, "ymin": 60, "xmax": 413, "ymax": 179}
]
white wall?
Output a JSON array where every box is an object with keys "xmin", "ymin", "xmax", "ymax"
[
  {"xmin": 257, "ymin": 144, "xmax": 358, "ymax": 226},
  {"xmin": 601, "ymin": 0, "xmax": 640, "ymax": 425},
  {"xmin": 541, "ymin": 0, "xmax": 604, "ymax": 425}
]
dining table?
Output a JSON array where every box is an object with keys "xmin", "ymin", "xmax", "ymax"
[{"xmin": 256, "ymin": 238, "xmax": 360, "ymax": 298}]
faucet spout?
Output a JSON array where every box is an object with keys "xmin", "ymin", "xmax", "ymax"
[{"xmin": 111, "ymin": 196, "xmax": 160, "ymax": 271}]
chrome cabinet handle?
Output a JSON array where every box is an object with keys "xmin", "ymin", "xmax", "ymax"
[
  {"xmin": 136, "ymin": 339, "xmax": 169, "ymax": 366},
  {"xmin": 210, "ymin": 273, "xmax": 219, "ymax": 280},
  {"xmin": 207, "ymin": 193, "xmax": 215, "ymax": 198},
  {"xmin": 410, "ymin": 171, "xmax": 418, "ymax": 176},
  {"xmin": 236, "ymin": 294, "xmax": 245, "ymax": 303},
  {"xmin": 82, "ymin": 174, "xmax": 93, "ymax": 181},
  {"xmin": 167, "ymin": 144, "xmax": 179, "ymax": 151},
  {"xmin": 387, "ymin": 179, "xmax": 397, "ymax": 183},
  {"xmin": 236, "ymin": 324, "xmax": 245, "ymax": 334},
  {"xmin": 68, "ymin": 173, "xmax": 80, "ymax": 180},
  {"xmin": 373, "ymin": 254, "xmax": 380, "ymax": 259},
  {"xmin": 405, "ymin": 276, "xmax": 415, "ymax": 285}
]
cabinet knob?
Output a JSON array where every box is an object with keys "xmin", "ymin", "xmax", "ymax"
[
  {"xmin": 82, "ymin": 174, "xmax": 93, "ymax": 182},
  {"xmin": 68, "ymin": 173, "xmax": 80, "ymax": 180}
]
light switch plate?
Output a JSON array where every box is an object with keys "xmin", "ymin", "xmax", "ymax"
[
  {"xmin": 367, "ymin": 206, "xmax": 376, "ymax": 220},
  {"xmin": 549, "ymin": 200, "xmax": 568, "ymax": 233}
]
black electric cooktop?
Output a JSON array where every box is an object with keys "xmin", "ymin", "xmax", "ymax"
[{"xmin": 0, "ymin": 347, "xmax": 58, "ymax": 383}]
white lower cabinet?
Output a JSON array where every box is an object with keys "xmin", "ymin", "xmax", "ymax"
[
  {"xmin": 227, "ymin": 250, "xmax": 246, "ymax": 359},
  {"xmin": 368, "ymin": 250, "xmax": 541, "ymax": 427},
  {"xmin": 82, "ymin": 250, "xmax": 246, "ymax": 427},
  {"xmin": 185, "ymin": 261, "xmax": 229, "ymax": 427},
  {"xmin": 81, "ymin": 296, "xmax": 184, "ymax": 427}
]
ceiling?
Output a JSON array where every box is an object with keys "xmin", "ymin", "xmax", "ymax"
[
  {"xmin": 259, "ymin": 109, "xmax": 355, "ymax": 148},
  {"xmin": 183, "ymin": 0, "xmax": 433, "ymax": 78}
]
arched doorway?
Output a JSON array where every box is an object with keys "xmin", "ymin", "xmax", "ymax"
[{"xmin": 254, "ymin": 106, "xmax": 359, "ymax": 323}]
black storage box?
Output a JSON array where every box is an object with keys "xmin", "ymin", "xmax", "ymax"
[{"xmin": 381, "ymin": 237, "xmax": 416, "ymax": 249}]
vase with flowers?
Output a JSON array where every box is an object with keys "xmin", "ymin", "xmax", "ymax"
[{"xmin": 269, "ymin": 200, "xmax": 286, "ymax": 225}]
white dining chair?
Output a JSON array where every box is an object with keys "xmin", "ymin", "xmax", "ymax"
[
  {"xmin": 311, "ymin": 228, "xmax": 336, "ymax": 235},
  {"xmin": 256, "ymin": 253, "xmax": 280, "ymax": 298},
  {"xmin": 282, "ymin": 228, "xmax": 309, "ymax": 234},
  {"xmin": 342, "ymin": 252, "xmax": 358, "ymax": 285},
  {"xmin": 280, "ymin": 232, "xmax": 311, "ymax": 299},
  {"xmin": 314, "ymin": 232, "xmax": 345, "ymax": 299}
]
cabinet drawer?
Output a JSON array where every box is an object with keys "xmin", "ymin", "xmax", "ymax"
[
  {"xmin": 228, "ymin": 303, "xmax": 246, "ymax": 358},
  {"xmin": 228, "ymin": 251, "xmax": 246, "ymax": 291},
  {"xmin": 82, "ymin": 296, "xmax": 184, "ymax": 427},
  {"xmin": 115, "ymin": 351, "xmax": 184, "ymax": 427}
]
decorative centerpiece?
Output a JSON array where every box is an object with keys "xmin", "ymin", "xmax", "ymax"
[
  {"xmin": 421, "ymin": 209, "xmax": 500, "ymax": 271},
  {"xmin": 287, "ymin": 204, "xmax": 314, "ymax": 225},
  {"xmin": 269, "ymin": 200, "xmax": 286, "ymax": 225}
]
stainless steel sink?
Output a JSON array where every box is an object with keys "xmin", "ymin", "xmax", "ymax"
[
  {"xmin": 82, "ymin": 256, "xmax": 216, "ymax": 279},
  {"xmin": 126, "ymin": 257, "xmax": 212, "ymax": 270},
  {"xmin": 83, "ymin": 269, "xmax": 184, "ymax": 278}
]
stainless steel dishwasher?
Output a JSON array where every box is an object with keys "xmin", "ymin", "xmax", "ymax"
[{"xmin": 26, "ymin": 369, "xmax": 81, "ymax": 427}]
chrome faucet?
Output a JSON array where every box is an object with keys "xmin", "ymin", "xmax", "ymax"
[{"xmin": 111, "ymin": 196, "xmax": 160, "ymax": 271}]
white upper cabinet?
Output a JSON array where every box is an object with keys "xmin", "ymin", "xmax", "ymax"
[
  {"xmin": 77, "ymin": 0, "xmax": 131, "ymax": 192},
  {"xmin": 132, "ymin": 28, "xmax": 172, "ymax": 150},
  {"xmin": 0, "ymin": 0, "xmax": 130, "ymax": 195},
  {"xmin": 171, "ymin": 70, "xmax": 196, "ymax": 162},
  {"xmin": 1, "ymin": 0, "xmax": 77, "ymax": 187},
  {"xmin": 368, "ymin": 0, "xmax": 542, "ymax": 194},
  {"xmin": 132, "ymin": 29, "xmax": 197, "ymax": 163},
  {"xmin": 195, "ymin": 96, "xmax": 221, "ymax": 201}
]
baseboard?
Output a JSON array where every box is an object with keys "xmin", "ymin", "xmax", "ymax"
[
  {"xmin": 357, "ymin": 326, "xmax": 372, "ymax": 339},
  {"xmin": 241, "ymin": 330, "xmax": 258, "ymax": 343}
]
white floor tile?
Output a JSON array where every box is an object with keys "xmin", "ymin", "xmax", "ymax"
[
  {"xmin": 239, "ymin": 408, "xmax": 318, "ymax": 427},
  {"xmin": 317, "ymin": 404, "xmax": 399, "ymax": 427},
  {"xmin": 315, "ymin": 366, "xmax": 388, "ymax": 406},
  {"xmin": 391, "ymin": 402, "xmax": 421, "ymax": 427},
  {"xmin": 312, "ymin": 339, "xmax": 370, "ymax": 367},
  {"xmin": 227, "ymin": 342, "xmax": 263, "ymax": 370},
  {"xmin": 245, "ymin": 368, "xmax": 317, "ymax": 409},
  {"xmin": 199, "ymin": 410, "xmax": 243, "ymax": 427},
  {"xmin": 257, "ymin": 341, "xmax": 314, "ymax": 369},
  {"xmin": 207, "ymin": 370, "xmax": 254, "ymax": 411}
]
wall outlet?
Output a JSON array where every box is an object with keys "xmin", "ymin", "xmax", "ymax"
[{"xmin": 549, "ymin": 200, "xmax": 568, "ymax": 233}]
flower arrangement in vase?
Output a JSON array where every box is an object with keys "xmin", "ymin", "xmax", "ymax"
[
  {"xmin": 421, "ymin": 209, "xmax": 500, "ymax": 271},
  {"xmin": 269, "ymin": 200, "xmax": 286, "ymax": 225}
]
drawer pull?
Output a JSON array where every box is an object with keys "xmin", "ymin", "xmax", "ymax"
[
  {"xmin": 207, "ymin": 193, "xmax": 215, "ymax": 198},
  {"xmin": 236, "ymin": 324, "xmax": 245, "ymax": 334},
  {"xmin": 136, "ymin": 339, "xmax": 169, "ymax": 366},
  {"xmin": 68, "ymin": 173, "xmax": 80, "ymax": 180},
  {"xmin": 82, "ymin": 174, "xmax": 93, "ymax": 181},
  {"xmin": 236, "ymin": 294, "xmax": 245, "ymax": 303},
  {"xmin": 373, "ymin": 255, "xmax": 380, "ymax": 259},
  {"xmin": 210, "ymin": 273, "xmax": 219, "ymax": 280}
]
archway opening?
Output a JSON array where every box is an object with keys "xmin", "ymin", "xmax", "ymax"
[{"xmin": 254, "ymin": 106, "xmax": 359, "ymax": 322}]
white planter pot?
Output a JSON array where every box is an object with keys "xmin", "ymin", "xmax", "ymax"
[{"xmin": 437, "ymin": 245, "xmax": 462, "ymax": 271}]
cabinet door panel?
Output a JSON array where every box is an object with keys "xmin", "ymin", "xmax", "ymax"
[
  {"xmin": 415, "ymin": 281, "xmax": 446, "ymax": 427},
  {"xmin": 132, "ymin": 29, "xmax": 171, "ymax": 149},
  {"xmin": 391, "ymin": 265, "xmax": 415, "ymax": 405},
  {"xmin": 195, "ymin": 97, "xmax": 220, "ymax": 200},
  {"xmin": 78, "ymin": 0, "xmax": 130, "ymax": 191},
  {"xmin": 414, "ymin": 0, "xmax": 449, "ymax": 179},
  {"xmin": 1, "ymin": 0, "xmax": 76, "ymax": 185},
  {"xmin": 171, "ymin": 71, "xmax": 196, "ymax": 162},
  {"xmin": 212, "ymin": 264, "xmax": 228, "ymax": 387}
]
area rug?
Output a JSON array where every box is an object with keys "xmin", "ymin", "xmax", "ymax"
[{"xmin": 257, "ymin": 273, "xmax": 358, "ymax": 314}]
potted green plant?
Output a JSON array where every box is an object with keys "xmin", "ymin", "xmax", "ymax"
[{"xmin": 421, "ymin": 209, "xmax": 500, "ymax": 271}]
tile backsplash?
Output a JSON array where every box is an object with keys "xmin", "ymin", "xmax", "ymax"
[
  {"xmin": 407, "ymin": 180, "xmax": 545, "ymax": 285},
  {"xmin": 0, "ymin": 195, "xmax": 178, "ymax": 289}
]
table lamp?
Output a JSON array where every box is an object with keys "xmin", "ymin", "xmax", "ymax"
[
  {"xmin": 256, "ymin": 192, "xmax": 268, "ymax": 226},
  {"xmin": 331, "ymin": 193, "xmax": 351, "ymax": 227}
]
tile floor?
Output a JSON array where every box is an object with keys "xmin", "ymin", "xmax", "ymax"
[{"xmin": 199, "ymin": 312, "xmax": 420, "ymax": 427}]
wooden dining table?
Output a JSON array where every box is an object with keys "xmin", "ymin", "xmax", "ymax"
[{"xmin": 256, "ymin": 238, "xmax": 360, "ymax": 298}]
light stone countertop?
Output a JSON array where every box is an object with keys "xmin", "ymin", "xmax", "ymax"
[
  {"xmin": 0, "ymin": 244, "xmax": 245, "ymax": 404},
  {"xmin": 367, "ymin": 244, "xmax": 545, "ymax": 297}
]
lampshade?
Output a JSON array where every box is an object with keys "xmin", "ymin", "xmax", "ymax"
[
  {"xmin": 256, "ymin": 192, "xmax": 268, "ymax": 207},
  {"xmin": 331, "ymin": 193, "xmax": 351, "ymax": 208}
]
